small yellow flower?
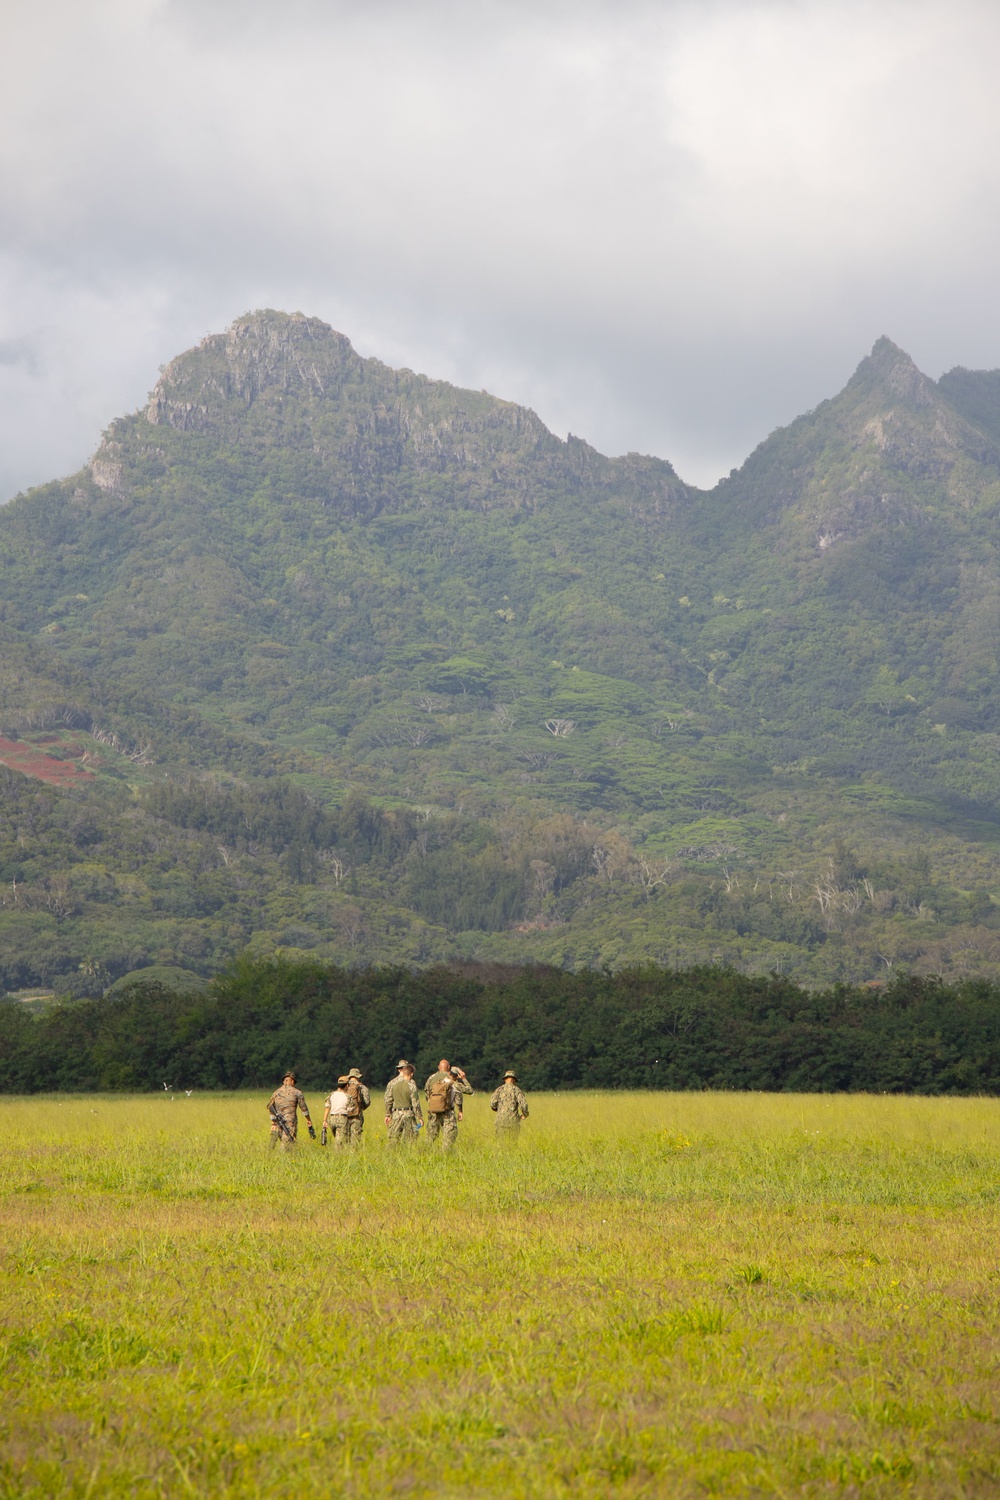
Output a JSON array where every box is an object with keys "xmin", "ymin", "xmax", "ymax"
[{"xmin": 662, "ymin": 1131, "xmax": 692, "ymax": 1151}]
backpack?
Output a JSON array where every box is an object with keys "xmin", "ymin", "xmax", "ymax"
[
  {"xmin": 344, "ymin": 1078, "xmax": 362, "ymax": 1118},
  {"xmin": 390, "ymin": 1076, "xmax": 413, "ymax": 1111},
  {"xmin": 427, "ymin": 1076, "xmax": 454, "ymax": 1114}
]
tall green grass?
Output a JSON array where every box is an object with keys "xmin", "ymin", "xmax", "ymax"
[{"xmin": 1, "ymin": 1092, "xmax": 998, "ymax": 1496}]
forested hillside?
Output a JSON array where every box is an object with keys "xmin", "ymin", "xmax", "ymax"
[{"xmin": 4, "ymin": 312, "xmax": 1000, "ymax": 989}]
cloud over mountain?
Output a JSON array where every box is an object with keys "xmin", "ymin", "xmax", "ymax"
[{"xmin": 3, "ymin": 0, "xmax": 1000, "ymax": 499}]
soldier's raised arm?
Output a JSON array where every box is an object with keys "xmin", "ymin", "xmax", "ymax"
[{"xmin": 452, "ymin": 1067, "xmax": 473, "ymax": 1097}]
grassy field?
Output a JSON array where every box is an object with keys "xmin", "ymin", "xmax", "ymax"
[{"xmin": 0, "ymin": 1091, "xmax": 998, "ymax": 1498}]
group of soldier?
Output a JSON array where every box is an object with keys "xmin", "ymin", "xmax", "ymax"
[{"xmin": 266, "ymin": 1058, "xmax": 529, "ymax": 1150}]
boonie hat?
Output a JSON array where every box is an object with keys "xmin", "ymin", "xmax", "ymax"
[
  {"xmin": 348, "ymin": 1068, "xmax": 363, "ymax": 1079},
  {"xmin": 504, "ymin": 1069, "xmax": 517, "ymax": 1078}
]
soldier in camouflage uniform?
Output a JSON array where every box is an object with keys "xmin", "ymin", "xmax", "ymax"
[
  {"xmin": 383, "ymin": 1061, "xmax": 423, "ymax": 1144},
  {"xmin": 322, "ymin": 1076, "xmax": 353, "ymax": 1149},
  {"xmin": 267, "ymin": 1071, "xmax": 314, "ymax": 1150},
  {"xmin": 423, "ymin": 1059, "xmax": 473, "ymax": 1151},
  {"xmin": 490, "ymin": 1070, "xmax": 529, "ymax": 1137},
  {"xmin": 345, "ymin": 1067, "xmax": 371, "ymax": 1146}
]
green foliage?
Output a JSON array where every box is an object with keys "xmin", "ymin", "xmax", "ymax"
[
  {"xmin": 106, "ymin": 966, "xmax": 208, "ymax": 995},
  {"xmin": 4, "ymin": 959, "xmax": 1000, "ymax": 1096},
  {"xmin": 6, "ymin": 317, "xmax": 1000, "ymax": 979},
  {"xmin": 142, "ymin": 776, "xmax": 338, "ymax": 854}
]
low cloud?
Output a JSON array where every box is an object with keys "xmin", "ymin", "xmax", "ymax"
[{"xmin": 2, "ymin": 0, "xmax": 1000, "ymax": 498}]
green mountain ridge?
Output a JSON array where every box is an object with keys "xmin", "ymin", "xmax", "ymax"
[{"xmin": 4, "ymin": 310, "xmax": 1000, "ymax": 988}]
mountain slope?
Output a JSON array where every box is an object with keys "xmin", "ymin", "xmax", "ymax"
[
  {"xmin": 0, "ymin": 311, "xmax": 691, "ymax": 730},
  {"xmin": 5, "ymin": 313, "xmax": 1000, "ymax": 988},
  {"xmin": 680, "ymin": 337, "xmax": 1000, "ymax": 751}
]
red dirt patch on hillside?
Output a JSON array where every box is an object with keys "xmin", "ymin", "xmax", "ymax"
[{"xmin": 0, "ymin": 737, "xmax": 95, "ymax": 785}]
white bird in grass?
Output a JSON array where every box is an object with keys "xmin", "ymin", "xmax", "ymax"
[{"xmin": 163, "ymin": 1082, "xmax": 172, "ymax": 1091}]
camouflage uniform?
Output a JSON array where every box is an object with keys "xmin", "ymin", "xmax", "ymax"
[
  {"xmin": 452, "ymin": 1076, "xmax": 473, "ymax": 1122},
  {"xmin": 490, "ymin": 1079, "xmax": 529, "ymax": 1136},
  {"xmin": 423, "ymin": 1072, "xmax": 473, "ymax": 1150},
  {"xmin": 325, "ymin": 1088, "xmax": 353, "ymax": 1149},
  {"xmin": 268, "ymin": 1082, "xmax": 311, "ymax": 1150},
  {"xmin": 345, "ymin": 1077, "xmax": 371, "ymax": 1146},
  {"xmin": 383, "ymin": 1074, "xmax": 422, "ymax": 1144}
]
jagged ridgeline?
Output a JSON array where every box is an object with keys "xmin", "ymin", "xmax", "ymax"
[{"xmin": 4, "ymin": 311, "xmax": 1000, "ymax": 989}]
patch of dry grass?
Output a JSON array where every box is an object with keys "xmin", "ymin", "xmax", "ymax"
[{"xmin": 0, "ymin": 1091, "xmax": 998, "ymax": 1496}]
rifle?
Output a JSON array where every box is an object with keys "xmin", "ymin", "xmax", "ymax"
[{"xmin": 268, "ymin": 1102, "xmax": 294, "ymax": 1143}]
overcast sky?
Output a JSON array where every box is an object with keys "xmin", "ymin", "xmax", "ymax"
[{"xmin": 3, "ymin": 0, "xmax": 1000, "ymax": 498}]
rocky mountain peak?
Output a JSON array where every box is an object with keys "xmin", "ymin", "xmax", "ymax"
[
  {"xmin": 820, "ymin": 335, "xmax": 1000, "ymax": 477},
  {"xmin": 71, "ymin": 308, "xmax": 691, "ymax": 522},
  {"xmin": 842, "ymin": 336, "xmax": 936, "ymax": 411},
  {"xmin": 709, "ymin": 334, "xmax": 1000, "ymax": 545},
  {"xmin": 145, "ymin": 310, "xmax": 364, "ymax": 431}
]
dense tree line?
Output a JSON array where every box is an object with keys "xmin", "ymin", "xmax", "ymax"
[{"xmin": 2, "ymin": 959, "xmax": 998, "ymax": 1095}]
